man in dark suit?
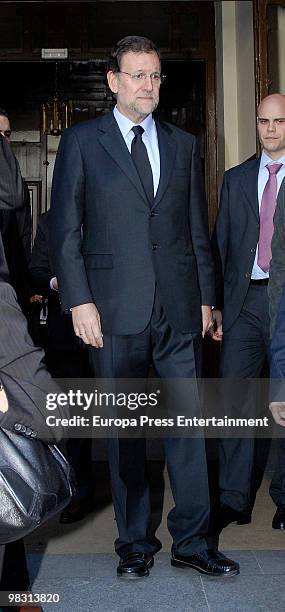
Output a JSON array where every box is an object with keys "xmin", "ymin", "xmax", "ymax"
[
  {"xmin": 0, "ymin": 133, "xmax": 68, "ymax": 612},
  {"xmin": 0, "ymin": 280, "xmax": 72, "ymax": 612},
  {"xmin": 50, "ymin": 35, "xmax": 238, "ymax": 579},
  {"xmin": 0, "ymin": 131, "xmax": 32, "ymax": 610},
  {"xmin": 211, "ymin": 94, "xmax": 285, "ymax": 530}
]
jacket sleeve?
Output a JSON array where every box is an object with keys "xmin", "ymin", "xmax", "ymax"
[
  {"xmin": 211, "ymin": 173, "xmax": 230, "ymax": 310},
  {"xmin": 0, "ymin": 135, "xmax": 24, "ymax": 211},
  {"xmin": 270, "ymin": 285, "xmax": 285, "ymax": 402},
  {"xmin": 189, "ymin": 137, "xmax": 215, "ymax": 306},
  {"xmin": 49, "ymin": 128, "xmax": 93, "ymax": 312},
  {"xmin": 0, "ymin": 282, "xmax": 69, "ymax": 443},
  {"xmin": 269, "ymin": 179, "xmax": 285, "ymax": 337}
]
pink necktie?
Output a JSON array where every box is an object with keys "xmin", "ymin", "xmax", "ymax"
[{"xmin": 257, "ymin": 163, "xmax": 283, "ymax": 272}]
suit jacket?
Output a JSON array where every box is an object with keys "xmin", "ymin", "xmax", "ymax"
[
  {"xmin": 0, "ymin": 281, "xmax": 69, "ymax": 443},
  {"xmin": 30, "ymin": 210, "xmax": 82, "ymax": 351},
  {"xmin": 271, "ymin": 284, "xmax": 285, "ymax": 379},
  {"xmin": 0, "ymin": 134, "xmax": 24, "ymax": 282},
  {"xmin": 211, "ymin": 157, "xmax": 260, "ymax": 332},
  {"xmin": 50, "ymin": 112, "xmax": 215, "ymax": 335},
  {"xmin": 269, "ymin": 282, "xmax": 285, "ymax": 402},
  {"xmin": 268, "ymin": 177, "xmax": 285, "ymax": 336},
  {"xmin": 0, "ymin": 202, "xmax": 32, "ymax": 313},
  {"xmin": 0, "ymin": 137, "xmax": 67, "ymax": 443}
]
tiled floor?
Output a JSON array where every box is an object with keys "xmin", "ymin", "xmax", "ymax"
[
  {"xmin": 23, "ymin": 461, "xmax": 285, "ymax": 611},
  {"xmin": 27, "ymin": 551, "xmax": 285, "ymax": 612}
]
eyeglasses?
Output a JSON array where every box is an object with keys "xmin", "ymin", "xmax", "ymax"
[
  {"xmin": 119, "ymin": 71, "xmax": 166, "ymax": 84},
  {"xmin": 0, "ymin": 130, "xmax": 12, "ymax": 138}
]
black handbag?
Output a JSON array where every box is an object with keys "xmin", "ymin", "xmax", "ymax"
[{"xmin": 0, "ymin": 426, "xmax": 75, "ymax": 544}]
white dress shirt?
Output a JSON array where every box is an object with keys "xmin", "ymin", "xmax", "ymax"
[
  {"xmin": 251, "ymin": 151, "xmax": 285, "ymax": 280},
  {"xmin": 113, "ymin": 106, "xmax": 160, "ymax": 196}
]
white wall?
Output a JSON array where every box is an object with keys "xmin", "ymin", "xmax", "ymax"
[
  {"xmin": 216, "ymin": 1, "xmax": 256, "ymax": 173},
  {"xmin": 277, "ymin": 6, "xmax": 285, "ymax": 92}
]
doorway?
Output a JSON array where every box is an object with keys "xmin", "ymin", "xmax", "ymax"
[{"xmin": 0, "ymin": 1, "xmax": 217, "ymax": 223}]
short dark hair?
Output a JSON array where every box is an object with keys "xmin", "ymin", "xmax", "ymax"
[
  {"xmin": 107, "ymin": 35, "xmax": 160, "ymax": 73},
  {"xmin": 0, "ymin": 107, "xmax": 9, "ymax": 119}
]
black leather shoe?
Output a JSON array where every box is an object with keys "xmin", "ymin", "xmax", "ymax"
[
  {"xmin": 272, "ymin": 505, "xmax": 285, "ymax": 529},
  {"xmin": 117, "ymin": 552, "xmax": 154, "ymax": 579},
  {"xmin": 59, "ymin": 495, "xmax": 93, "ymax": 524},
  {"xmin": 219, "ymin": 504, "xmax": 250, "ymax": 531},
  {"xmin": 171, "ymin": 549, "xmax": 239, "ymax": 577}
]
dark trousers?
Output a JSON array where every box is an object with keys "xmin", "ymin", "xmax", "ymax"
[
  {"xmin": 0, "ymin": 540, "xmax": 29, "ymax": 591},
  {"xmin": 270, "ymin": 438, "xmax": 285, "ymax": 506},
  {"xmin": 89, "ymin": 292, "xmax": 210, "ymax": 557},
  {"xmin": 219, "ymin": 284, "xmax": 271, "ymax": 512},
  {"xmin": 45, "ymin": 347, "xmax": 93, "ymax": 500}
]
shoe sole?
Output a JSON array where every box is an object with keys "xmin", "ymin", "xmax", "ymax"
[
  {"xmin": 272, "ymin": 525, "xmax": 285, "ymax": 530},
  {"xmin": 117, "ymin": 569, "xmax": 150, "ymax": 579},
  {"xmin": 171, "ymin": 558, "xmax": 239, "ymax": 577},
  {"xmin": 117, "ymin": 558, "xmax": 154, "ymax": 579}
]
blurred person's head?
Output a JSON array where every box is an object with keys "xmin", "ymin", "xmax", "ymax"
[{"xmin": 0, "ymin": 108, "xmax": 11, "ymax": 141}]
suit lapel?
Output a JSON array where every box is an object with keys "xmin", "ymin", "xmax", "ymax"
[
  {"xmin": 154, "ymin": 121, "xmax": 176, "ymax": 209},
  {"xmin": 98, "ymin": 114, "xmax": 177, "ymax": 208},
  {"xmin": 98, "ymin": 114, "xmax": 148, "ymax": 205},
  {"xmin": 240, "ymin": 158, "xmax": 260, "ymax": 221}
]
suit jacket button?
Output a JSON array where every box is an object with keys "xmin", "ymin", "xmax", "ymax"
[
  {"xmin": 31, "ymin": 431, "xmax": 37, "ymax": 437},
  {"xmin": 20, "ymin": 424, "xmax": 27, "ymax": 433},
  {"xmin": 14, "ymin": 423, "xmax": 21, "ymax": 431},
  {"xmin": 150, "ymin": 211, "xmax": 156, "ymax": 217},
  {"xmin": 26, "ymin": 427, "xmax": 32, "ymax": 436},
  {"xmin": 152, "ymin": 243, "xmax": 158, "ymax": 250},
  {"xmin": 245, "ymin": 272, "xmax": 250, "ymax": 278}
]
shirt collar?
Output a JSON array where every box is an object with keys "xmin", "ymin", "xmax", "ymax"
[
  {"xmin": 260, "ymin": 150, "xmax": 285, "ymax": 169},
  {"xmin": 113, "ymin": 106, "xmax": 154, "ymax": 139}
]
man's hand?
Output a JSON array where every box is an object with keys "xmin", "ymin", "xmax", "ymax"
[
  {"xmin": 72, "ymin": 303, "xmax": 103, "ymax": 348},
  {"xmin": 0, "ymin": 385, "xmax": 8, "ymax": 413},
  {"xmin": 201, "ymin": 305, "xmax": 214, "ymax": 338},
  {"xmin": 269, "ymin": 402, "xmax": 285, "ymax": 427},
  {"xmin": 211, "ymin": 309, "xmax": 223, "ymax": 342},
  {"xmin": 50, "ymin": 276, "xmax": 58, "ymax": 290}
]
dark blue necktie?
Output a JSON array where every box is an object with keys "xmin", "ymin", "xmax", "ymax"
[{"xmin": 131, "ymin": 126, "xmax": 154, "ymax": 205}]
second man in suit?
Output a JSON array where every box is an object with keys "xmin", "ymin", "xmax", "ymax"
[{"xmin": 211, "ymin": 93, "xmax": 285, "ymax": 529}]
